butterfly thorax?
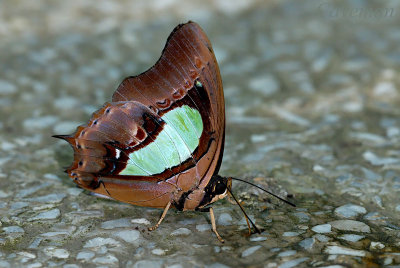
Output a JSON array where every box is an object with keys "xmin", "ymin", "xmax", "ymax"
[{"xmin": 172, "ymin": 175, "xmax": 231, "ymax": 211}]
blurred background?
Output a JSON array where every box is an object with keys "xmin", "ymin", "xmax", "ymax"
[{"xmin": 1, "ymin": 0, "xmax": 400, "ymax": 267}]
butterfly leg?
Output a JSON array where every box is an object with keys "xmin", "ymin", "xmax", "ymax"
[
  {"xmin": 149, "ymin": 201, "xmax": 171, "ymax": 231},
  {"xmin": 209, "ymin": 207, "xmax": 224, "ymax": 243}
]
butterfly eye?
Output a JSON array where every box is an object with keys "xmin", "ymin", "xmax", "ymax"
[{"xmin": 214, "ymin": 181, "xmax": 226, "ymax": 195}]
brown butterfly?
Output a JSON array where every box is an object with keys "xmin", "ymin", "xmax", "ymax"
[{"xmin": 54, "ymin": 21, "xmax": 294, "ymax": 242}]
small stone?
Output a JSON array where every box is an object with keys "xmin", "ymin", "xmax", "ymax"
[
  {"xmin": 63, "ymin": 264, "xmax": 79, "ymax": 268},
  {"xmin": 10, "ymin": 202, "xmax": 29, "ymax": 210},
  {"xmin": 251, "ymin": 134, "xmax": 267, "ymax": 143},
  {"xmin": 30, "ymin": 209, "xmax": 60, "ymax": 221},
  {"xmin": 16, "ymin": 183, "xmax": 51, "ymax": 198},
  {"xmin": 101, "ymin": 218, "xmax": 133, "ymax": 229},
  {"xmin": 221, "ymin": 246, "xmax": 232, "ymax": 251},
  {"xmin": 313, "ymin": 234, "xmax": 331, "ymax": 242},
  {"xmin": 43, "ymin": 173, "xmax": 59, "ymax": 180},
  {"xmin": 370, "ymin": 241, "xmax": 385, "ymax": 250},
  {"xmin": 373, "ymin": 195, "xmax": 383, "ymax": 208},
  {"xmin": 33, "ymin": 204, "xmax": 57, "ymax": 211},
  {"xmin": 329, "ymin": 220, "xmax": 371, "ymax": 233},
  {"xmin": 65, "ymin": 210, "xmax": 104, "ymax": 224},
  {"xmin": 338, "ymin": 234, "xmax": 365, "ymax": 242},
  {"xmin": 334, "ymin": 204, "xmax": 366, "ymax": 218},
  {"xmin": 297, "ymin": 225, "xmax": 309, "ymax": 230},
  {"xmin": 25, "ymin": 193, "xmax": 66, "ymax": 204},
  {"xmin": 53, "ymin": 97, "xmax": 79, "ymax": 110},
  {"xmin": 112, "ymin": 230, "xmax": 140, "ymax": 243},
  {"xmin": 363, "ymin": 151, "xmax": 399, "ymax": 166},
  {"xmin": 250, "ymin": 236, "xmax": 267, "ymax": 242},
  {"xmin": 1, "ymin": 216, "xmax": 10, "ymax": 224},
  {"xmin": 132, "ymin": 260, "xmax": 163, "ymax": 268},
  {"xmin": 278, "ymin": 257, "xmax": 309, "ymax": 268},
  {"xmin": 363, "ymin": 212, "xmax": 386, "ymax": 221},
  {"xmin": 76, "ymin": 251, "xmax": 95, "ymax": 261},
  {"xmin": 131, "ymin": 218, "xmax": 150, "ymax": 225},
  {"xmin": 0, "ymin": 80, "xmax": 17, "ymax": 94},
  {"xmin": 17, "ymin": 251, "xmax": 36, "ymax": 260},
  {"xmin": 278, "ymin": 250, "xmax": 296, "ymax": 257},
  {"xmin": 170, "ymin": 228, "xmax": 191, "ymax": 236},
  {"xmin": 3, "ymin": 226, "xmax": 24, "ymax": 234},
  {"xmin": 283, "ymin": 232, "xmax": 300, "ymax": 237},
  {"xmin": 196, "ymin": 224, "xmax": 211, "ymax": 232},
  {"xmin": 28, "ymin": 237, "xmax": 43, "ymax": 249},
  {"xmin": 350, "ymin": 132, "xmax": 385, "ymax": 144},
  {"xmin": 241, "ymin": 245, "xmax": 262, "ymax": 258},
  {"xmin": 0, "ymin": 261, "xmax": 10, "ymax": 268},
  {"xmin": 92, "ymin": 254, "xmax": 118, "ymax": 265},
  {"xmin": 206, "ymin": 263, "xmax": 230, "ymax": 268},
  {"xmin": 23, "ymin": 116, "xmax": 58, "ymax": 131},
  {"xmin": 97, "ymin": 245, "xmax": 108, "ymax": 254},
  {"xmin": 26, "ymin": 263, "xmax": 41, "ymax": 268},
  {"xmin": 387, "ymin": 127, "xmax": 400, "ymax": 137},
  {"xmin": 41, "ymin": 231, "xmax": 69, "ymax": 237},
  {"xmin": 84, "ymin": 237, "xmax": 121, "ymax": 248},
  {"xmin": 151, "ymin": 248, "xmax": 166, "ymax": 256},
  {"xmin": 273, "ymin": 107, "xmax": 310, "ymax": 127},
  {"xmin": 313, "ymin": 165, "xmax": 325, "ymax": 172},
  {"xmin": 293, "ymin": 212, "xmax": 310, "ymax": 223},
  {"xmin": 324, "ymin": 245, "xmax": 366, "ymax": 257},
  {"xmin": 43, "ymin": 247, "xmax": 69, "ymax": 259},
  {"xmin": 311, "ymin": 224, "xmax": 331, "ymax": 233},
  {"xmin": 0, "ymin": 190, "xmax": 9, "ymax": 198},
  {"xmin": 299, "ymin": 237, "xmax": 315, "ymax": 250},
  {"xmin": 166, "ymin": 264, "xmax": 184, "ymax": 268},
  {"xmin": 66, "ymin": 188, "xmax": 83, "ymax": 196},
  {"xmin": 361, "ymin": 167, "xmax": 382, "ymax": 181},
  {"xmin": 383, "ymin": 257, "xmax": 393, "ymax": 265},
  {"xmin": 312, "ymin": 51, "xmax": 332, "ymax": 72},
  {"xmin": 373, "ymin": 81, "xmax": 397, "ymax": 97},
  {"xmin": 249, "ymin": 74, "xmax": 279, "ymax": 96},
  {"xmin": 217, "ymin": 213, "xmax": 233, "ymax": 226}
]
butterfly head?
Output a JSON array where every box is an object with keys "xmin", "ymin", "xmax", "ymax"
[{"xmin": 197, "ymin": 175, "xmax": 232, "ymax": 209}]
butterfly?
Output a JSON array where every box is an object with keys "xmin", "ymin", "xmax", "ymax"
[{"xmin": 54, "ymin": 21, "xmax": 294, "ymax": 242}]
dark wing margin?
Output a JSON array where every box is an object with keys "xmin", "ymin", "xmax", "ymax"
[{"xmin": 112, "ymin": 22, "xmax": 224, "ymax": 118}]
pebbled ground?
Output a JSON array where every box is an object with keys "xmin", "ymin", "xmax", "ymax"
[{"xmin": 0, "ymin": 0, "xmax": 399, "ymax": 267}]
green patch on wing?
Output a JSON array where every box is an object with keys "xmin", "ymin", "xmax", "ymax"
[{"xmin": 120, "ymin": 105, "xmax": 203, "ymax": 176}]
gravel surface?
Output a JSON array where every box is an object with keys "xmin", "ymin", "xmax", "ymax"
[{"xmin": 1, "ymin": 0, "xmax": 400, "ymax": 267}]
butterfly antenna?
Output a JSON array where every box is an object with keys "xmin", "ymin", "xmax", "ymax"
[
  {"xmin": 230, "ymin": 177, "xmax": 296, "ymax": 207},
  {"xmin": 225, "ymin": 185, "xmax": 261, "ymax": 234}
]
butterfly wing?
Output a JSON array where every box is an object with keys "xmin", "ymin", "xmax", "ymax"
[
  {"xmin": 56, "ymin": 22, "xmax": 225, "ymax": 208},
  {"xmin": 114, "ymin": 22, "xmax": 225, "ymax": 192}
]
